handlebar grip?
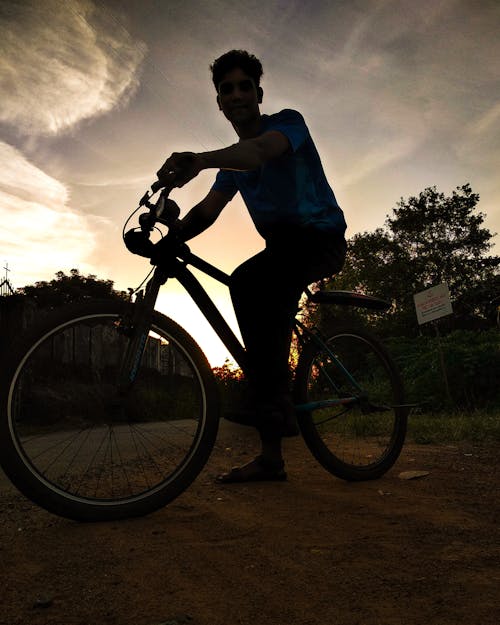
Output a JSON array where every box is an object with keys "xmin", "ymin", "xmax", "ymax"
[{"xmin": 151, "ymin": 173, "xmax": 176, "ymax": 195}]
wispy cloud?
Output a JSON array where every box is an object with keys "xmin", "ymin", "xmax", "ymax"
[
  {"xmin": 0, "ymin": 0, "xmax": 147, "ymax": 136},
  {"xmin": 466, "ymin": 102, "xmax": 500, "ymax": 139},
  {"xmin": 0, "ymin": 0, "xmax": 147, "ymax": 286},
  {"xmin": 454, "ymin": 101, "xmax": 500, "ymax": 170},
  {"xmin": 0, "ymin": 142, "xmax": 107, "ymax": 287},
  {"xmin": 339, "ymin": 136, "xmax": 418, "ymax": 188}
]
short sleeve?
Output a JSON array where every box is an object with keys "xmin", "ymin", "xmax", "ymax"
[
  {"xmin": 265, "ymin": 109, "xmax": 309, "ymax": 153},
  {"xmin": 210, "ymin": 169, "xmax": 238, "ymax": 199}
]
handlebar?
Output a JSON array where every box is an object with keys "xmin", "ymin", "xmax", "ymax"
[
  {"xmin": 124, "ymin": 184, "xmax": 232, "ymax": 286},
  {"xmin": 123, "ymin": 185, "xmax": 185, "ymax": 263},
  {"xmin": 138, "ymin": 187, "xmax": 180, "ymax": 232}
]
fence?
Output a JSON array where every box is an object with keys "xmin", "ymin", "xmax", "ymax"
[
  {"xmin": 0, "ymin": 296, "xmax": 36, "ymax": 344},
  {"xmin": 0, "ymin": 297, "xmax": 191, "ymax": 377}
]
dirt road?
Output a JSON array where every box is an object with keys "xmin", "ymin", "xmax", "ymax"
[{"xmin": 1, "ymin": 423, "xmax": 499, "ymax": 625}]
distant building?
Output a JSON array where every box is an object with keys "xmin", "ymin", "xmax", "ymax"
[
  {"xmin": 0, "ymin": 278, "xmax": 15, "ymax": 297},
  {"xmin": 1, "ymin": 262, "xmax": 14, "ymax": 297}
]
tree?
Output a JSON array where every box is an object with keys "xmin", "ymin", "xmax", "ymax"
[
  {"xmin": 308, "ymin": 184, "xmax": 500, "ymax": 336},
  {"xmin": 387, "ymin": 184, "xmax": 497, "ymax": 298},
  {"xmin": 19, "ymin": 269, "xmax": 127, "ymax": 308}
]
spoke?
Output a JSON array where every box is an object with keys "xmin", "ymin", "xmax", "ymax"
[
  {"xmin": 128, "ymin": 425, "xmax": 168, "ymax": 481},
  {"xmin": 30, "ymin": 429, "xmax": 88, "ymax": 481},
  {"xmin": 129, "ymin": 420, "xmax": 198, "ymax": 452},
  {"xmin": 26, "ymin": 429, "xmax": 87, "ymax": 464},
  {"xmin": 109, "ymin": 427, "xmax": 115, "ymax": 499},
  {"xmin": 110, "ymin": 426, "xmax": 133, "ymax": 497},
  {"xmin": 73, "ymin": 427, "xmax": 110, "ymax": 496},
  {"xmin": 314, "ymin": 406, "xmax": 352, "ymax": 426},
  {"xmin": 54, "ymin": 427, "xmax": 96, "ymax": 491},
  {"xmin": 128, "ymin": 425, "xmax": 152, "ymax": 490},
  {"xmin": 94, "ymin": 428, "xmax": 113, "ymax": 498}
]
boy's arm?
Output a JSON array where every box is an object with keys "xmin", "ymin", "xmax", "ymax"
[
  {"xmin": 173, "ymin": 189, "xmax": 231, "ymax": 242},
  {"xmin": 157, "ymin": 130, "xmax": 290, "ymax": 188}
]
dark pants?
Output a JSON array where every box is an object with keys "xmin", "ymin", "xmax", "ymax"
[{"xmin": 230, "ymin": 226, "xmax": 347, "ymax": 400}]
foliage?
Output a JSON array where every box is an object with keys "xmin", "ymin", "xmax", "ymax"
[
  {"xmin": 299, "ymin": 184, "xmax": 499, "ymax": 424},
  {"xmin": 387, "ymin": 329, "xmax": 500, "ymax": 411},
  {"xmin": 18, "ymin": 269, "xmax": 128, "ymax": 308},
  {"xmin": 212, "ymin": 359, "xmax": 245, "ymax": 409},
  {"xmin": 307, "ymin": 184, "xmax": 499, "ymax": 337},
  {"xmin": 406, "ymin": 409, "xmax": 500, "ymax": 444}
]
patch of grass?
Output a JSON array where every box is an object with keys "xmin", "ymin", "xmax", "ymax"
[{"xmin": 407, "ymin": 409, "xmax": 500, "ymax": 444}]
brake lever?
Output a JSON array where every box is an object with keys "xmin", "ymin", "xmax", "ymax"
[{"xmin": 138, "ymin": 191, "xmax": 152, "ymax": 207}]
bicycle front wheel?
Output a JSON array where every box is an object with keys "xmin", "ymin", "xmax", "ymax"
[
  {"xmin": 294, "ymin": 325, "xmax": 407, "ymax": 481},
  {"xmin": 0, "ymin": 301, "xmax": 219, "ymax": 521}
]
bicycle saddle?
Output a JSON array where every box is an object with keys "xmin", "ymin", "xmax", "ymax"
[{"xmin": 306, "ymin": 289, "xmax": 391, "ymax": 311}]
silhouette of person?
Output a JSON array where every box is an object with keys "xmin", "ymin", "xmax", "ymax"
[{"xmin": 156, "ymin": 50, "xmax": 347, "ymax": 482}]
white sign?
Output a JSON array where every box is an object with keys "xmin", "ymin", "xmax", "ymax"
[{"xmin": 413, "ymin": 283, "xmax": 453, "ymax": 325}]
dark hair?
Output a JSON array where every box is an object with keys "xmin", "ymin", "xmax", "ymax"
[{"xmin": 210, "ymin": 50, "xmax": 264, "ymax": 90}]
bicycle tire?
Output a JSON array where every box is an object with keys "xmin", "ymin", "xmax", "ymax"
[
  {"xmin": 294, "ymin": 324, "xmax": 407, "ymax": 481},
  {"xmin": 0, "ymin": 300, "xmax": 219, "ymax": 521}
]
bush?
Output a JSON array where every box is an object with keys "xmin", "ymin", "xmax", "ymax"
[
  {"xmin": 387, "ymin": 329, "xmax": 500, "ymax": 411},
  {"xmin": 212, "ymin": 359, "xmax": 245, "ymax": 409}
]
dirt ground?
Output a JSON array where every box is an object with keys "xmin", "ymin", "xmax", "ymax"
[{"xmin": 0, "ymin": 422, "xmax": 499, "ymax": 625}]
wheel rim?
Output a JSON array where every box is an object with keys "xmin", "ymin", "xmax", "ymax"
[
  {"xmin": 7, "ymin": 313, "xmax": 209, "ymax": 506},
  {"xmin": 304, "ymin": 332, "xmax": 404, "ymax": 472}
]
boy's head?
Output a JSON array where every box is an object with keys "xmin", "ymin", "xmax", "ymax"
[{"xmin": 210, "ymin": 50, "xmax": 263, "ymax": 91}]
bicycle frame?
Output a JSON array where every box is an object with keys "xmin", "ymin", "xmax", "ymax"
[
  {"xmin": 293, "ymin": 318, "xmax": 364, "ymax": 413},
  {"xmin": 119, "ymin": 247, "xmax": 363, "ymax": 416}
]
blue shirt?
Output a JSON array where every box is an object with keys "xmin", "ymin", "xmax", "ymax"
[{"xmin": 211, "ymin": 109, "xmax": 346, "ymax": 237}]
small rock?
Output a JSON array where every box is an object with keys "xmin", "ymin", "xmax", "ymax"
[
  {"xmin": 33, "ymin": 597, "xmax": 53, "ymax": 609},
  {"xmin": 398, "ymin": 470, "xmax": 430, "ymax": 480},
  {"xmin": 157, "ymin": 615, "xmax": 193, "ymax": 625}
]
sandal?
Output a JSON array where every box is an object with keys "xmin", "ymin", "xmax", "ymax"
[{"xmin": 215, "ymin": 455, "xmax": 287, "ymax": 484}]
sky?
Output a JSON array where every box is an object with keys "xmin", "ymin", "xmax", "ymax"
[{"xmin": 1, "ymin": 0, "xmax": 499, "ymax": 366}]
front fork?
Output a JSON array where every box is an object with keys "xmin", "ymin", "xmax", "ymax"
[{"xmin": 116, "ymin": 267, "xmax": 166, "ymax": 391}]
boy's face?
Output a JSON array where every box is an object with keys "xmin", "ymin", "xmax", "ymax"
[{"xmin": 216, "ymin": 67, "xmax": 262, "ymax": 127}]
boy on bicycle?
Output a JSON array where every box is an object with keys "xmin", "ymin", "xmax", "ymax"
[{"xmin": 155, "ymin": 50, "xmax": 347, "ymax": 483}]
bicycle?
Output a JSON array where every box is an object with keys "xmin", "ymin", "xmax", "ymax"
[{"xmin": 0, "ymin": 185, "xmax": 409, "ymax": 522}]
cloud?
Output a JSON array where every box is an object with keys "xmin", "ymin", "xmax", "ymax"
[
  {"xmin": 0, "ymin": 0, "xmax": 147, "ymax": 136},
  {"xmin": 454, "ymin": 102, "xmax": 500, "ymax": 170},
  {"xmin": 0, "ymin": 141, "xmax": 107, "ymax": 286},
  {"xmin": 339, "ymin": 135, "xmax": 418, "ymax": 188},
  {"xmin": 466, "ymin": 102, "xmax": 500, "ymax": 139}
]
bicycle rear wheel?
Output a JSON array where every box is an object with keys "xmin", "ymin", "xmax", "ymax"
[
  {"xmin": 294, "ymin": 325, "xmax": 407, "ymax": 481},
  {"xmin": 0, "ymin": 301, "xmax": 218, "ymax": 521}
]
